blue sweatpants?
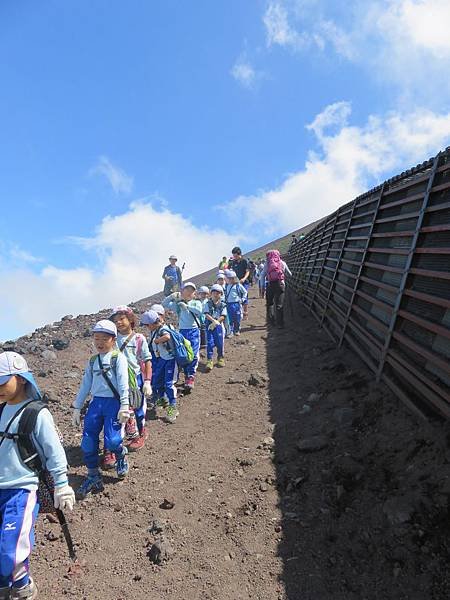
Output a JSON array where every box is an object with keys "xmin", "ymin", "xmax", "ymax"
[
  {"xmin": 206, "ymin": 325, "xmax": 225, "ymax": 360},
  {"xmin": 226, "ymin": 302, "xmax": 242, "ymax": 334},
  {"xmin": 0, "ymin": 489, "xmax": 38, "ymax": 588},
  {"xmin": 82, "ymin": 396, "xmax": 125, "ymax": 469},
  {"xmin": 134, "ymin": 373, "xmax": 147, "ymax": 434},
  {"xmin": 152, "ymin": 357, "xmax": 178, "ymax": 406},
  {"xmin": 180, "ymin": 328, "xmax": 200, "ymax": 377}
]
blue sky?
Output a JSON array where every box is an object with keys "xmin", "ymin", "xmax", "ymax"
[{"xmin": 1, "ymin": 0, "xmax": 450, "ymax": 339}]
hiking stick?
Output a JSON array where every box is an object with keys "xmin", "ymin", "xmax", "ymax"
[{"xmin": 55, "ymin": 507, "xmax": 77, "ymax": 561}]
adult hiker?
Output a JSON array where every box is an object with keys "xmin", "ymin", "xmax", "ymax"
[
  {"xmin": 218, "ymin": 256, "xmax": 228, "ymax": 271},
  {"xmin": 262, "ymin": 249, "xmax": 292, "ymax": 328},
  {"xmin": 162, "ymin": 255, "xmax": 183, "ymax": 297},
  {"xmin": 228, "ymin": 246, "xmax": 250, "ymax": 320}
]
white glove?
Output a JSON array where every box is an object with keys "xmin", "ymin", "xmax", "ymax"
[
  {"xmin": 170, "ymin": 292, "xmax": 181, "ymax": 300},
  {"xmin": 208, "ymin": 322, "xmax": 217, "ymax": 331},
  {"xmin": 54, "ymin": 484, "xmax": 76, "ymax": 511},
  {"xmin": 178, "ymin": 301, "xmax": 188, "ymax": 310},
  {"xmin": 142, "ymin": 381, "xmax": 152, "ymax": 397},
  {"xmin": 117, "ymin": 406, "xmax": 131, "ymax": 424},
  {"xmin": 72, "ymin": 408, "xmax": 81, "ymax": 427}
]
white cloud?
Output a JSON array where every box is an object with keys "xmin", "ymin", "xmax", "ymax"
[
  {"xmin": 90, "ymin": 155, "xmax": 133, "ymax": 194},
  {"xmin": 8, "ymin": 245, "xmax": 43, "ymax": 265},
  {"xmin": 0, "ymin": 203, "xmax": 236, "ymax": 339},
  {"xmin": 230, "ymin": 57, "xmax": 262, "ymax": 89},
  {"xmin": 223, "ymin": 102, "xmax": 450, "ymax": 236}
]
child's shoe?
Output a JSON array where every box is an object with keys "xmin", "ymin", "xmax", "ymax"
[
  {"xmin": 166, "ymin": 405, "xmax": 179, "ymax": 424},
  {"xmin": 101, "ymin": 449, "xmax": 116, "ymax": 470},
  {"xmin": 10, "ymin": 577, "xmax": 38, "ymax": 599},
  {"xmin": 234, "ymin": 331, "xmax": 241, "ymax": 337},
  {"xmin": 156, "ymin": 396, "xmax": 168, "ymax": 409},
  {"xmin": 77, "ymin": 475, "xmax": 104, "ymax": 499},
  {"xmin": 205, "ymin": 359, "xmax": 213, "ymax": 372},
  {"xmin": 128, "ymin": 428, "xmax": 146, "ymax": 452},
  {"xmin": 115, "ymin": 448, "xmax": 129, "ymax": 479},
  {"xmin": 124, "ymin": 414, "xmax": 139, "ymax": 442},
  {"xmin": 217, "ymin": 357, "xmax": 225, "ymax": 368},
  {"xmin": 184, "ymin": 376, "xmax": 195, "ymax": 391}
]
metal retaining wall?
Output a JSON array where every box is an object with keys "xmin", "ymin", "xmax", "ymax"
[{"xmin": 286, "ymin": 147, "xmax": 450, "ymax": 419}]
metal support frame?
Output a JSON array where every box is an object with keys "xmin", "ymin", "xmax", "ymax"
[
  {"xmin": 375, "ymin": 154, "xmax": 441, "ymax": 382},
  {"xmin": 320, "ymin": 199, "xmax": 357, "ymax": 327},
  {"xmin": 338, "ymin": 184, "xmax": 385, "ymax": 348},
  {"xmin": 309, "ymin": 209, "xmax": 341, "ymax": 312}
]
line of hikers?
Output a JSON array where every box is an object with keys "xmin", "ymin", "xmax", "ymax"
[{"xmin": 0, "ymin": 246, "xmax": 290, "ymax": 599}]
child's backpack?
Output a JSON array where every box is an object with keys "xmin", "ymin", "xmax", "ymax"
[
  {"xmin": 266, "ymin": 250, "xmax": 285, "ymax": 282},
  {"xmin": 167, "ymin": 326, "xmax": 195, "ymax": 367},
  {"xmin": 90, "ymin": 349, "xmax": 141, "ymax": 409},
  {"xmin": 225, "ymin": 284, "xmax": 245, "ymax": 304},
  {"xmin": 0, "ymin": 399, "xmax": 61, "ymax": 514}
]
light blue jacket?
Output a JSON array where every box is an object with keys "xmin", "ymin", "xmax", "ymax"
[
  {"xmin": 0, "ymin": 398, "xmax": 68, "ymax": 491},
  {"xmin": 148, "ymin": 325, "xmax": 175, "ymax": 361},
  {"xmin": 73, "ymin": 350, "xmax": 129, "ymax": 409},
  {"xmin": 224, "ymin": 282, "xmax": 248, "ymax": 304},
  {"xmin": 116, "ymin": 332, "xmax": 151, "ymax": 375},
  {"xmin": 162, "ymin": 294, "xmax": 203, "ymax": 330}
]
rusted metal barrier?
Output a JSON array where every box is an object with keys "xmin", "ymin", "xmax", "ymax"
[{"xmin": 286, "ymin": 147, "xmax": 450, "ymax": 419}]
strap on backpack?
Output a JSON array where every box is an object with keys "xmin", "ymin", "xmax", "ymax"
[
  {"xmin": 119, "ymin": 333, "xmax": 134, "ymax": 352},
  {"xmin": 97, "ymin": 354, "xmax": 120, "ymax": 400},
  {"xmin": 187, "ymin": 308, "xmax": 201, "ymax": 329}
]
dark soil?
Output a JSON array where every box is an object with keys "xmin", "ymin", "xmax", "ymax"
[{"xmin": 9, "ymin": 288, "xmax": 450, "ymax": 599}]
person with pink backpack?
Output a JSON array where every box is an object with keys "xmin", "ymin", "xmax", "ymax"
[{"xmin": 262, "ymin": 249, "xmax": 292, "ymax": 328}]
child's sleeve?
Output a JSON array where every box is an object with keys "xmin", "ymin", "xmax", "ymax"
[
  {"xmin": 221, "ymin": 304, "xmax": 228, "ymax": 317},
  {"xmin": 162, "ymin": 297, "xmax": 178, "ymax": 312},
  {"xmin": 73, "ymin": 360, "xmax": 93, "ymax": 409},
  {"xmin": 33, "ymin": 409, "xmax": 68, "ymax": 487},
  {"xmin": 139, "ymin": 336, "xmax": 152, "ymax": 363},
  {"xmin": 240, "ymin": 284, "xmax": 248, "ymax": 300},
  {"xmin": 115, "ymin": 353, "xmax": 130, "ymax": 407},
  {"xmin": 188, "ymin": 300, "xmax": 203, "ymax": 316}
]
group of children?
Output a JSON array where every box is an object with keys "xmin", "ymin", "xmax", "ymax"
[{"xmin": 0, "ymin": 265, "xmax": 252, "ymax": 598}]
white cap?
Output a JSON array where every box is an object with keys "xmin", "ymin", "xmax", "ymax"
[
  {"xmin": 225, "ymin": 270, "xmax": 236, "ymax": 278},
  {"xmin": 140, "ymin": 310, "xmax": 160, "ymax": 325},
  {"xmin": 92, "ymin": 319, "xmax": 117, "ymax": 336},
  {"xmin": 183, "ymin": 281, "xmax": 197, "ymax": 290},
  {"xmin": 198, "ymin": 286, "xmax": 209, "ymax": 293},
  {"xmin": 0, "ymin": 352, "xmax": 29, "ymax": 385},
  {"xmin": 169, "ymin": 255, "xmax": 177, "ymax": 260},
  {"xmin": 211, "ymin": 284, "xmax": 223, "ymax": 293},
  {"xmin": 150, "ymin": 303, "xmax": 165, "ymax": 316}
]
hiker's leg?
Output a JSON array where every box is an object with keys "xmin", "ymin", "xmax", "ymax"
[
  {"xmin": 152, "ymin": 357, "xmax": 164, "ymax": 400},
  {"xmin": 242, "ymin": 282, "xmax": 250, "ymax": 318},
  {"xmin": 164, "ymin": 359, "xmax": 178, "ymax": 406},
  {"xmin": 180, "ymin": 328, "xmax": 200, "ymax": 377},
  {"xmin": 274, "ymin": 281, "xmax": 286, "ymax": 327},
  {"xmin": 206, "ymin": 328, "xmax": 215, "ymax": 360},
  {"xmin": 81, "ymin": 396, "xmax": 104, "ymax": 469},
  {"xmin": 135, "ymin": 374, "xmax": 146, "ymax": 434},
  {"xmin": 266, "ymin": 283, "xmax": 275, "ymax": 324},
  {"xmin": 103, "ymin": 398, "xmax": 125, "ymax": 457},
  {"xmin": 0, "ymin": 489, "xmax": 38, "ymax": 587},
  {"xmin": 215, "ymin": 324, "xmax": 225, "ymax": 358}
]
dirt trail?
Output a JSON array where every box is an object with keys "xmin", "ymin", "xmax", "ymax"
[{"xmin": 27, "ymin": 288, "xmax": 450, "ymax": 599}]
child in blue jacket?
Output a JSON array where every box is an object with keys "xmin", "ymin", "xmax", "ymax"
[
  {"xmin": 203, "ymin": 284, "xmax": 227, "ymax": 371},
  {"xmin": 0, "ymin": 352, "xmax": 74, "ymax": 600},
  {"xmin": 224, "ymin": 270, "xmax": 248, "ymax": 336},
  {"xmin": 72, "ymin": 320, "xmax": 130, "ymax": 498},
  {"xmin": 162, "ymin": 282, "xmax": 203, "ymax": 392}
]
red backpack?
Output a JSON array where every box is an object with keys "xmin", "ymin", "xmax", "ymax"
[{"xmin": 266, "ymin": 250, "xmax": 285, "ymax": 282}]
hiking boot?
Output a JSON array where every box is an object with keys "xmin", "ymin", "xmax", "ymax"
[
  {"xmin": 156, "ymin": 396, "xmax": 168, "ymax": 409},
  {"xmin": 205, "ymin": 359, "xmax": 213, "ymax": 372},
  {"xmin": 184, "ymin": 376, "xmax": 195, "ymax": 391},
  {"xmin": 101, "ymin": 449, "xmax": 116, "ymax": 470},
  {"xmin": 124, "ymin": 414, "xmax": 139, "ymax": 442},
  {"xmin": 234, "ymin": 331, "xmax": 241, "ymax": 337},
  {"xmin": 77, "ymin": 475, "xmax": 104, "ymax": 500},
  {"xmin": 115, "ymin": 448, "xmax": 129, "ymax": 479},
  {"xmin": 166, "ymin": 405, "xmax": 179, "ymax": 424},
  {"xmin": 217, "ymin": 357, "xmax": 225, "ymax": 368},
  {"xmin": 128, "ymin": 428, "xmax": 146, "ymax": 452},
  {"xmin": 10, "ymin": 577, "xmax": 37, "ymax": 600},
  {"xmin": 0, "ymin": 587, "xmax": 10, "ymax": 600}
]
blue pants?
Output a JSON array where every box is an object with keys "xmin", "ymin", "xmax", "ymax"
[
  {"xmin": 180, "ymin": 328, "xmax": 200, "ymax": 377},
  {"xmin": 226, "ymin": 302, "xmax": 242, "ymax": 334},
  {"xmin": 134, "ymin": 373, "xmax": 147, "ymax": 433},
  {"xmin": 0, "ymin": 489, "xmax": 38, "ymax": 588},
  {"xmin": 206, "ymin": 325, "xmax": 225, "ymax": 359},
  {"xmin": 242, "ymin": 282, "xmax": 250, "ymax": 305},
  {"xmin": 82, "ymin": 396, "xmax": 125, "ymax": 469},
  {"xmin": 152, "ymin": 357, "xmax": 177, "ymax": 406}
]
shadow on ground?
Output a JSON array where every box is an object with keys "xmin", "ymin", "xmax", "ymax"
[{"xmin": 266, "ymin": 288, "xmax": 450, "ymax": 600}]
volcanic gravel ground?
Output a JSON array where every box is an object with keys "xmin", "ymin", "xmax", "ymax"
[{"xmin": 8, "ymin": 288, "xmax": 450, "ymax": 599}]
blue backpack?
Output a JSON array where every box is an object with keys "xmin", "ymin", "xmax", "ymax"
[{"xmin": 167, "ymin": 326, "xmax": 195, "ymax": 367}]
